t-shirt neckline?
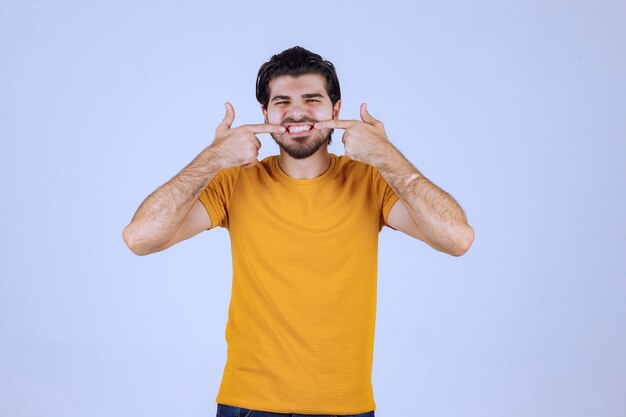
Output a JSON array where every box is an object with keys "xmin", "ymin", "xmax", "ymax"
[{"xmin": 272, "ymin": 153, "xmax": 338, "ymax": 185}]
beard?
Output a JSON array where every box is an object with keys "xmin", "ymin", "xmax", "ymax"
[{"xmin": 270, "ymin": 127, "xmax": 333, "ymax": 160}]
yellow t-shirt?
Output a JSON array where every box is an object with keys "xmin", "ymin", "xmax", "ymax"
[{"xmin": 198, "ymin": 153, "xmax": 399, "ymax": 415}]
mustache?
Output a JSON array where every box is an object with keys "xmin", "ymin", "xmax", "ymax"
[{"xmin": 281, "ymin": 117, "xmax": 318, "ymax": 125}]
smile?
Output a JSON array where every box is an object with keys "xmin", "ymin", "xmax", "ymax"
[
  {"xmin": 284, "ymin": 123, "xmax": 314, "ymax": 133},
  {"xmin": 289, "ymin": 125, "xmax": 312, "ymax": 133}
]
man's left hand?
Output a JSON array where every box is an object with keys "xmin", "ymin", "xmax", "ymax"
[{"xmin": 313, "ymin": 103, "xmax": 392, "ymax": 165}]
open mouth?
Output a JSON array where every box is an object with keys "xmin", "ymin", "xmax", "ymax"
[{"xmin": 284, "ymin": 123, "xmax": 314, "ymax": 135}]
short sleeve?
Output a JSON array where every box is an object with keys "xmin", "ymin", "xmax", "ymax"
[
  {"xmin": 370, "ymin": 165, "xmax": 400, "ymax": 231},
  {"xmin": 197, "ymin": 166, "xmax": 241, "ymax": 230}
]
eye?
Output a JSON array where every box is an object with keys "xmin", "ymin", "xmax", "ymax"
[
  {"xmin": 276, "ymin": 101, "xmax": 288, "ymax": 105},
  {"xmin": 308, "ymin": 99, "xmax": 320, "ymax": 102}
]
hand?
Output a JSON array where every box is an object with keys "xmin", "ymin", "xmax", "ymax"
[
  {"xmin": 313, "ymin": 103, "xmax": 391, "ymax": 165},
  {"xmin": 210, "ymin": 102, "xmax": 286, "ymax": 169}
]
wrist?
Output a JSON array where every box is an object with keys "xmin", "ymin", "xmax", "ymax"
[
  {"xmin": 203, "ymin": 144, "xmax": 226, "ymax": 170},
  {"xmin": 370, "ymin": 142, "xmax": 400, "ymax": 170}
]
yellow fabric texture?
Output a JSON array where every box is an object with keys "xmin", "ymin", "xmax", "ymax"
[{"xmin": 198, "ymin": 153, "xmax": 399, "ymax": 415}]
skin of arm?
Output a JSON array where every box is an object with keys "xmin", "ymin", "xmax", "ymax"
[
  {"xmin": 313, "ymin": 102, "xmax": 474, "ymax": 257},
  {"xmin": 371, "ymin": 144, "xmax": 474, "ymax": 256},
  {"xmin": 122, "ymin": 146, "xmax": 223, "ymax": 256}
]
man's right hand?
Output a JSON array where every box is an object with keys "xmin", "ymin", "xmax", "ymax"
[{"xmin": 210, "ymin": 102, "xmax": 286, "ymax": 169}]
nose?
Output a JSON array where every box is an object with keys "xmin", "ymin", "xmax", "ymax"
[{"xmin": 284, "ymin": 103, "xmax": 311, "ymax": 121}]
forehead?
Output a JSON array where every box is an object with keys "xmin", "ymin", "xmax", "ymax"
[{"xmin": 268, "ymin": 74, "xmax": 327, "ymax": 97}]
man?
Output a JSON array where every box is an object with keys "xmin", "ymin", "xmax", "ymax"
[{"xmin": 123, "ymin": 46, "xmax": 474, "ymax": 417}]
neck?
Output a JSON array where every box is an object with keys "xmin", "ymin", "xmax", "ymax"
[{"xmin": 278, "ymin": 148, "xmax": 331, "ymax": 179}]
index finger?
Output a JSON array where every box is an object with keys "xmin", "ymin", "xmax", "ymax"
[
  {"xmin": 313, "ymin": 119, "xmax": 356, "ymax": 130},
  {"xmin": 246, "ymin": 123, "xmax": 287, "ymax": 134}
]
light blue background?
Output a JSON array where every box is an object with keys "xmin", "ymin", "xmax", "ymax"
[{"xmin": 1, "ymin": 1, "xmax": 625, "ymax": 416}]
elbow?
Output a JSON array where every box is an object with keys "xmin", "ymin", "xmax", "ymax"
[
  {"xmin": 123, "ymin": 225, "xmax": 152, "ymax": 256},
  {"xmin": 449, "ymin": 224, "xmax": 475, "ymax": 257}
]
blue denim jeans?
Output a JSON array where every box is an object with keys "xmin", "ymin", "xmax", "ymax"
[{"xmin": 216, "ymin": 403, "xmax": 375, "ymax": 417}]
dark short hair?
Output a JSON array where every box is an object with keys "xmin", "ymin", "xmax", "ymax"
[{"xmin": 256, "ymin": 46, "xmax": 341, "ymax": 144}]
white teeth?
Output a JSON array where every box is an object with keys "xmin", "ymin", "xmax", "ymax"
[{"xmin": 288, "ymin": 125, "xmax": 312, "ymax": 133}]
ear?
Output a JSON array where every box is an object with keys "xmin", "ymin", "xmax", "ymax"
[
  {"xmin": 261, "ymin": 105, "xmax": 267, "ymax": 123},
  {"xmin": 333, "ymin": 99, "xmax": 342, "ymax": 119}
]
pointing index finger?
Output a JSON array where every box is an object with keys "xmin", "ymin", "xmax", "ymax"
[
  {"xmin": 313, "ymin": 119, "xmax": 355, "ymax": 130},
  {"xmin": 247, "ymin": 123, "xmax": 287, "ymax": 134}
]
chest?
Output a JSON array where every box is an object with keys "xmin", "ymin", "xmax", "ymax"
[{"xmin": 228, "ymin": 175, "xmax": 380, "ymax": 248}]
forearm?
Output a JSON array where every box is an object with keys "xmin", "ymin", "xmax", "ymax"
[
  {"xmin": 372, "ymin": 143, "xmax": 474, "ymax": 254},
  {"xmin": 123, "ymin": 146, "xmax": 223, "ymax": 253}
]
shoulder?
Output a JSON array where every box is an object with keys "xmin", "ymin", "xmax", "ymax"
[
  {"xmin": 334, "ymin": 154, "xmax": 372, "ymax": 176},
  {"xmin": 212, "ymin": 164, "xmax": 241, "ymax": 184},
  {"xmin": 259, "ymin": 155, "xmax": 277, "ymax": 169}
]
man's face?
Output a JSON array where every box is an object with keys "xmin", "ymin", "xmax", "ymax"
[{"xmin": 262, "ymin": 74, "xmax": 341, "ymax": 160}]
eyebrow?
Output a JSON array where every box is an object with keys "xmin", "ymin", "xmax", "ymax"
[{"xmin": 270, "ymin": 93, "xmax": 325, "ymax": 102}]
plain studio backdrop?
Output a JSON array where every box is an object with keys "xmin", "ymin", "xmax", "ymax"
[{"xmin": 1, "ymin": 0, "xmax": 625, "ymax": 416}]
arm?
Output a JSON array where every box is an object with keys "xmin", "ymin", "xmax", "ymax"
[
  {"xmin": 374, "ymin": 144, "xmax": 474, "ymax": 256},
  {"xmin": 122, "ymin": 147, "xmax": 223, "ymax": 256},
  {"xmin": 122, "ymin": 102, "xmax": 286, "ymax": 256},
  {"xmin": 313, "ymin": 103, "xmax": 474, "ymax": 257}
]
